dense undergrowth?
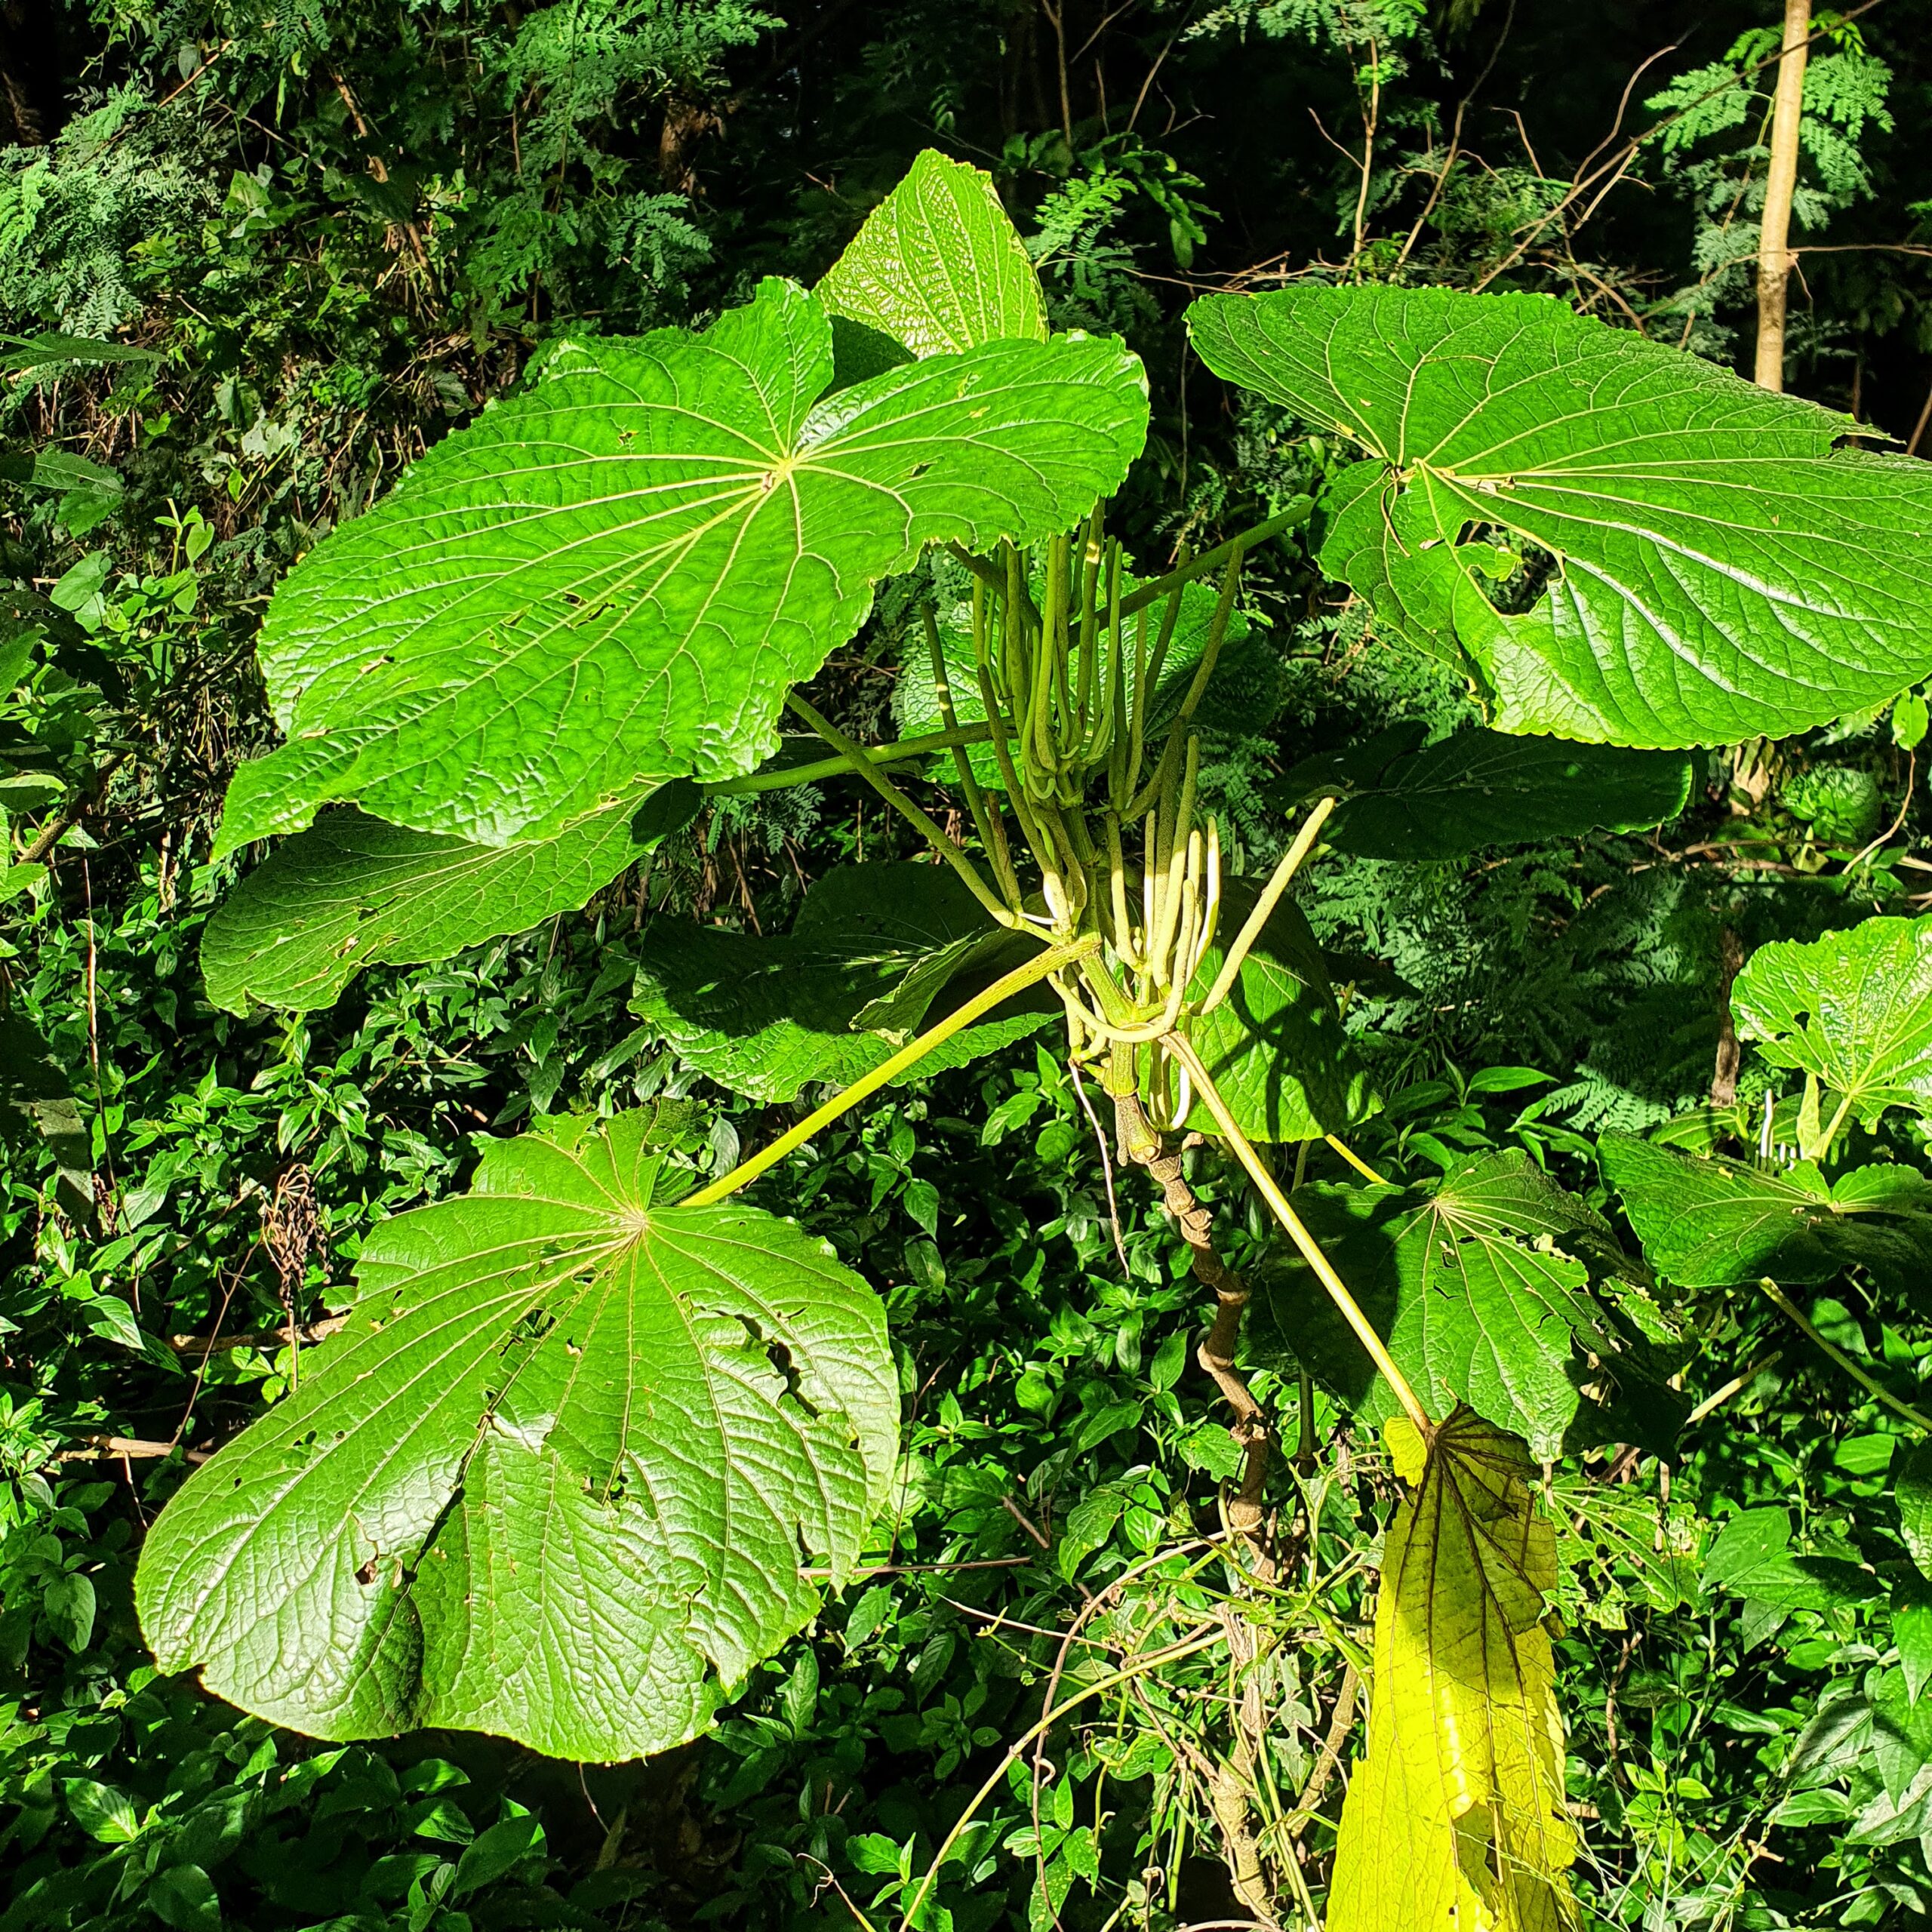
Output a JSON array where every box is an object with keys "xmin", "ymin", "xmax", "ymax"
[{"xmin": 9, "ymin": 4, "xmax": 1932, "ymax": 1930}]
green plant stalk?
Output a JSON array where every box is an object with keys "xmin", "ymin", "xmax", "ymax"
[
  {"xmin": 921, "ymin": 604, "xmax": 1017, "ymax": 906},
  {"xmin": 685, "ymin": 934, "xmax": 1103, "ymax": 1210},
  {"xmin": 1758, "ymin": 1278, "xmax": 1932, "ymax": 1432},
  {"xmin": 1162, "ymin": 1031, "xmax": 1433, "ymax": 1434},
  {"xmin": 705, "ymin": 721, "xmax": 995, "ymax": 795},
  {"xmin": 784, "ymin": 692, "xmax": 1017, "ymax": 930},
  {"xmin": 1196, "ymin": 793, "xmax": 1337, "ymax": 1016}
]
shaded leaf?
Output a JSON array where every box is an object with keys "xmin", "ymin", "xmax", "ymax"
[
  {"xmin": 1601, "ymin": 1131, "xmax": 1932, "ymax": 1295},
  {"xmin": 1252, "ymin": 1151, "xmax": 1666, "ymax": 1459},
  {"xmin": 216, "ymin": 278, "xmax": 1148, "ymax": 853},
  {"xmin": 818, "ymin": 149, "xmax": 1045, "ymax": 378},
  {"xmin": 1328, "ymin": 1407, "xmax": 1579, "ymax": 1932},
  {"xmin": 1276, "ymin": 726, "xmax": 1693, "ymax": 860},
  {"xmin": 1733, "ymin": 916, "xmax": 1932, "ymax": 1143},
  {"xmin": 1899, "ymin": 1440, "xmax": 1932, "ymax": 1583},
  {"xmin": 135, "ymin": 1109, "xmax": 897, "ymax": 1761},
  {"xmin": 202, "ymin": 796, "xmax": 685, "ymax": 1014},
  {"xmin": 1189, "ymin": 285, "xmax": 1932, "ymax": 747},
  {"xmin": 630, "ymin": 863, "xmax": 1051, "ymax": 1103},
  {"xmin": 1153, "ymin": 883, "xmax": 1377, "ymax": 1144}
]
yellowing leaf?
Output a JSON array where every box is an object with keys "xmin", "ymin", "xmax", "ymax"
[{"xmin": 1330, "ymin": 1406, "xmax": 1579, "ymax": 1932}]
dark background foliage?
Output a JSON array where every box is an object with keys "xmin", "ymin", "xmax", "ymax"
[{"xmin": 7, "ymin": 3, "xmax": 1932, "ymax": 1928}]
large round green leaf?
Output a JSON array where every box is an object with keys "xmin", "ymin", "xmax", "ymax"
[
  {"xmin": 134, "ymin": 1110, "xmax": 897, "ymax": 1762},
  {"xmin": 216, "ymin": 277, "xmax": 1148, "ymax": 854},
  {"xmin": 1188, "ymin": 285, "xmax": 1932, "ymax": 747}
]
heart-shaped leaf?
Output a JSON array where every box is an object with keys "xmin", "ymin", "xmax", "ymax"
[
  {"xmin": 1732, "ymin": 916, "xmax": 1932, "ymax": 1142},
  {"xmin": 1275, "ymin": 724, "xmax": 1693, "ymax": 860},
  {"xmin": 631, "ymin": 863, "xmax": 1052, "ymax": 1103},
  {"xmin": 1254, "ymin": 1150, "xmax": 1671, "ymax": 1459},
  {"xmin": 1189, "ymin": 285, "xmax": 1932, "ymax": 747},
  {"xmin": 819, "ymin": 149, "xmax": 1046, "ymax": 379},
  {"xmin": 1601, "ymin": 1131, "xmax": 1932, "ymax": 1296},
  {"xmin": 216, "ymin": 277, "xmax": 1148, "ymax": 854},
  {"xmin": 135, "ymin": 1109, "xmax": 897, "ymax": 1761}
]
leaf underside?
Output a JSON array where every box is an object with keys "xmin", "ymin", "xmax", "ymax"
[
  {"xmin": 217, "ymin": 277, "xmax": 1147, "ymax": 854},
  {"xmin": 1731, "ymin": 916, "xmax": 1932, "ymax": 1137},
  {"xmin": 1328, "ymin": 1407, "xmax": 1580, "ymax": 1932},
  {"xmin": 1278, "ymin": 724, "xmax": 1693, "ymax": 860},
  {"xmin": 630, "ymin": 863, "xmax": 1051, "ymax": 1103},
  {"xmin": 1602, "ymin": 1131, "xmax": 1932, "ymax": 1298},
  {"xmin": 202, "ymin": 801, "xmax": 668, "ymax": 1013},
  {"xmin": 1155, "ymin": 884, "xmax": 1378, "ymax": 1144},
  {"xmin": 134, "ymin": 1109, "xmax": 897, "ymax": 1762},
  {"xmin": 1253, "ymin": 1150, "xmax": 1670, "ymax": 1459},
  {"xmin": 1188, "ymin": 285, "xmax": 1932, "ymax": 749}
]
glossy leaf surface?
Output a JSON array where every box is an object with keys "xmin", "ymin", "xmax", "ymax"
[
  {"xmin": 1602, "ymin": 1131, "xmax": 1932, "ymax": 1294},
  {"xmin": 631, "ymin": 863, "xmax": 1051, "ymax": 1103},
  {"xmin": 1328, "ymin": 1407, "xmax": 1579, "ymax": 1932},
  {"xmin": 1277, "ymin": 724, "xmax": 1693, "ymax": 859},
  {"xmin": 817, "ymin": 149, "xmax": 1045, "ymax": 377},
  {"xmin": 1254, "ymin": 1151, "xmax": 1665, "ymax": 1458},
  {"xmin": 1733, "ymin": 916, "xmax": 1932, "ymax": 1137},
  {"xmin": 1189, "ymin": 285, "xmax": 1932, "ymax": 747},
  {"xmin": 217, "ymin": 278, "xmax": 1147, "ymax": 853},
  {"xmin": 135, "ymin": 1110, "xmax": 897, "ymax": 1761}
]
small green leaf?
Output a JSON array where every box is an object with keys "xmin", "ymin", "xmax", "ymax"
[
  {"xmin": 1154, "ymin": 881, "xmax": 1377, "ymax": 1143},
  {"xmin": 41, "ymin": 1570, "xmax": 95, "ymax": 1653},
  {"xmin": 1277, "ymin": 726, "xmax": 1693, "ymax": 860},
  {"xmin": 217, "ymin": 278, "xmax": 1147, "ymax": 853},
  {"xmin": 136, "ymin": 1109, "xmax": 897, "ymax": 1761},
  {"xmin": 1188, "ymin": 285, "xmax": 1932, "ymax": 747},
  {"xmin": 1609, "ymin": 1131, "xmax": 1932, "ymax": 1291},
  {"xmin": 148, "ymin": 1864, "xmax": 221, "ymax": 1931},
  {"xmin": 202, "ymin": 801, "xmax": 656, "ymax": 1014},
  {"xmin": 1603, "ymin": 1134, "xmax": 1932, "ymax": 1294},
  {"xmin": 631, "ymin": 863, "xmax": 1051, "ymax": 1103},
  {"xmin": 1253, "ymin": 1150, "xmax": 1668, "ymax": 1460},
  {"xmin": 66, "ymin": 1777, "xmax": 140, "ymax": 1843},
  {"xmin": 818, "ymin": 149, "xmax": 1046, "ymax": 375},
  {"xmin": 1733, "ymin": 917, "xmax": 1932, "ymax": 1146},
  {"xmin": 450, "ymin": 1815, "xmax": 544, "ymax": 1899},
  {"xmin": 1895, "ymin": 689, "xmax": 1930, "ymax": 751}
]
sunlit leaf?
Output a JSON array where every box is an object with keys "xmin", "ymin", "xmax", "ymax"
[
  {"xmin": 216, "ymin": 278, "xmax": 1147, "ymax": 853},
  {"xmin": 1602, "ymin": 1131, "xmax": 1932, "ymax": 1294},
  {"xmin": 1254, "ymin": 1151, "xmax": 1672, "ymax": 1458},
  {"xmin": 1732, "ymin": 916, "xmax": 1932, "ymax": 1143},
  {"xmin": 1189, "ymin": 285, "xmax": 1932, "ymax": 747},
  {"xmin": 1328, "ymin": 1407, "xmax": 1580, "ymax": 1932},
  {"xmin": 135, "ymin": 1109, "xmax": 897, "ymax": 1761}
]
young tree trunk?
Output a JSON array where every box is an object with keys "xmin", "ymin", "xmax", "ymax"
[{"xmin": 1754, "ymin": 0, "xmax": 1813, "ymax": 391}]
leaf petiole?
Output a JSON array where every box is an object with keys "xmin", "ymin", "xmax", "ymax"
[{"xmin": 685, "ymin": 933, "xmax": 1102, "ymax": 1208}]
